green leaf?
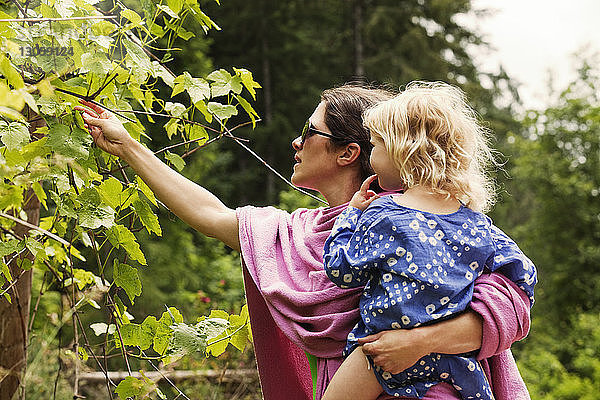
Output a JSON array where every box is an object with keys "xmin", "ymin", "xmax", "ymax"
[
  {"xmin": 0, "ymin": 183, "xmax": 24, "ymax": 210},
  {"xmin": 114, "ymin": 376, "xmax": 143, "ymax": 400},
  {"xmin": 0, "ymin": 54, "xmax": 24, "ymax": 89},
  {"xmin": 72, "ymin": 268, "xmax": 96, "ymax": 290},
  {"xmin": 113, "ymin": 260, "xmax": 142, "ymax": 303},
  {"xmin": 46, "ymin": 124, "xmax": 91, "ymax": 160},
  {"xmin": 139, "ymin": 316, "xmax": 158, "ymax": 350},
  {"xmin": 164, "ymin": 101, "xmax": 187, "ymax": 117},
  {"xmin": 206, "ymin": 332, "xmax": 228, "ymax": 357},
  {"xmin": 132, "ymin": 198, "xmax": 162, "ymax": 236},
  {"xmin": 163, "ymin": 118, "xmax": 179, "ymax": 140},
  {"xmin": 188, "ymin": 124, "xmax": 207, "ymax": 142},
  {"xmin": 121, "ymin": 8, "xmax": 142, "ymax": 25},
  {"xmin": 50, "ymin": 190, "xmax": 77, "ymax": 219},
  {"xmin": 162, "ymin": 16, "xmax": 194, "ymax": 40},
  {"xmin": 166, "ymin": 0, "xmax": 183, "ymax": 14},
  {"xmin": 207, "ymin": 69, "xmax": 242, "ymax": 97},
  {"xmin": 207, "ymin": 102, "xmax": 237, "ymax": 121},
  {"xmin": 235, "ymin": 94, "xmax": 259, "ymax": 128},
  {"xmin": 164, "ymin": 151, "xmax": 185, "ymax": 172},
  {"xmin": 77, "ymin": 188, "xmax": 115, "ymax": 229},
  {"xmin": 75, "ymin": 347, "xmax": 88, "ymax": 361},
  {"xmin": 188, "ymin": 3, "xmax": 220, "ymax": 32},
  {"xmin": 200, "ymin": 311, "xmax": 231, "ymax": 357},
  {"xmin": 119, "ymin": 323, "xmax": 140, "ymax": 346},
  {"xmin": 234, "ymin": 67, "xmax": 261, "ymax": 100},
  {"xmin": 54, "ymin": 0, "xmax": 76, "ymax": 18},
  {"xmin": 80, "ymin": 52, "xmax": 112, "ymax": 75},
  {"xmin": 139, "ymin": 0, "xmax": 156, "ymax": 20},
  {"xmin": 152, "ymin": 61, "xmax": 173, "ymax": 87},
  {"xmin": 153, "ymin": 307, "xmax": 183, "ymax": 354},
  {"xmin": 123, "ymin": 38, "xmax": 153, "ymax": 79},
  {"xmin": 158, "ymin": 4, "xmax": 179, "ymax": 19},
  {"xmin": 1, "ymin": 261, "xmax": 12, "ymax": 282},
  {"xmin": 0, "ymin": 121, "xmax": 29, "ymax": 151},
  {"xmin": 18, "ymin": 89, "xmax": 39, "ymax": 114},
  {"xmin": 199, "ymin": 317, "xmax": 229, "ymax": 340},
  {"xmin": 91, "ymin": 19, "xmax": 117, "ymax": 36},
  {"xmin": 136, "ymin": 176, "xmax": 157, "ymax": 207},
  {"xmin": 193, "ymin": 100, "xmax": 212, "ymax": 123},
  {"xmin": 106, "ymin": 225, "xmax": 147, "ymax": 265},
  {"xmin": 172, "ymin": 72, "xmax": 210, "ymax": 104},
  {"xmin": 228, "ymin": 304, "xmax": 250, "ymax": 351},
  {"xmin": 97, "ymin": 177, "xmax": 124, "ymax": 210},
  {"xmin": 0, "ymin": 239, "xmax": 23, "ymax": 258},
  {"xmin": 21, "ymin": 137, "xmax": 51, "ymax": 167},
  {"xmin": 164, "ymin": 323, "xmax": 206, "ymax": 364},
  {"xmin": 24, "ymin": 237, "xmax": 45, "ymax": 260}
]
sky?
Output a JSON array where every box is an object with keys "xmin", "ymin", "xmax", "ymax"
[{"xmin": 458, "ymin": 0, "xmax": 600, "ymax": 109}]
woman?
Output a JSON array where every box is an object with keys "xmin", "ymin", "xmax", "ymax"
[{"xmin": 76, "ymin": 84, "xmax": 532, "ymax": 400}]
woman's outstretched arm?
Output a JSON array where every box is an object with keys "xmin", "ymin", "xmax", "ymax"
[{"xmin": 76, "ymin": 100, "xmax": 241, "ymax": 251}]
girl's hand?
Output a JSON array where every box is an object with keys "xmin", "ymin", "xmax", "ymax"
[
  {"xmin": 349, "ymin": 174, "xmax": 380, "ymax": 211},
  {"xmin": 74, "ymin": 99, "xmax": 134, "ymax": 159},
  {"xmin": 358, "ymin": 329, "xmax": 429, "ymax": 374}
]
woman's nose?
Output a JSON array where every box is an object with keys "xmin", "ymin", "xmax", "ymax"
[{"xmin": 292, "ymin": 136, "xmax": 303, "ymax": 150}]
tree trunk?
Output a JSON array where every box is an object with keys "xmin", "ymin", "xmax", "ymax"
[
  {"xmin": 352, "ymin": 0, "xmax": 365, "ymax": 78},
  {"xmin": 260, "ymin": 0, "xmax": 275, "ymax": 202},
  {"xmin": 0, "ymin": 107, "xmax": 44, "ymax": 400}
]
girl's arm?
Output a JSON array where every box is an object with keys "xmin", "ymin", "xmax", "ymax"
[{"xmin": 76, "ymin": 100, "xmax": 241, "ymax": 251}]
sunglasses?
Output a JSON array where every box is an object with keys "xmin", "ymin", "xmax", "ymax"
[{"xmin": 300, "ymin": 120, "xmax": 342, "ymax": 144}]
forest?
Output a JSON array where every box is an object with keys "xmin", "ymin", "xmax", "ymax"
[{"xmin": 0, "ymin": 0, "xmax": 598, "ymax": 399}]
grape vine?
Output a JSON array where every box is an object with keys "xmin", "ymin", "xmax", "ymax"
[{"xmin": 0, "ymin": 0, "xmax": 259, "ymax": 398}]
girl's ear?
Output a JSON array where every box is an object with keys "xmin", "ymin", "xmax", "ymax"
[{"xmin": 337, "ymin": 142, "xmax": 361, "ymax": 166}]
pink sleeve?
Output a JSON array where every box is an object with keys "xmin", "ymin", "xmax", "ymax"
[{"xmin": 470, "ymin": 272, "xmax": 531, "ymax": 360}]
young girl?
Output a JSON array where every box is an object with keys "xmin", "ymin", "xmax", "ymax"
[{"xmin": 322, "ymin": 82, "xmax": 536, "ymax": 400}]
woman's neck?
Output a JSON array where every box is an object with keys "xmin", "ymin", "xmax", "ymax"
[{"xmin": 320, "ymin": 171, "xmax": 363, "ymax": 208}]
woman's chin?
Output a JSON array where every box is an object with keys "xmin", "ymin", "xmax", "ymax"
[{"xmin": 291, "ymin": 174, "xmax": 313, "ymax": 191}]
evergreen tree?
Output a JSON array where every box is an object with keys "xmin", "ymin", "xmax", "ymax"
[{"xmin": 201, "ymin": 0, "xmax": 519, "ymax": 206}]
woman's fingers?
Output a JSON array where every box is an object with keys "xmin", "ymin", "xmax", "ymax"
[
  {"xmin": 357, "ymin": 332, "xmax": 383, "ymax": 345},
  {"xmin": 80, "ymin": 113, "xmax": 104, "ymax": 128},
  {"xmin": 78, "ymin": 99, "xmax": 105, "ymax": 115},
  {"xmin": 77, "ymin": 99, "xmax": 117, "ymax": 120},
  {"xmin": 74, "ymin": 105, "xmax": 98, "ymax": 118}
]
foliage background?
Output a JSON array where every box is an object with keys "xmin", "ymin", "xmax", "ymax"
[{"xmin": 0, "ymin": 0, "xmax": 598, "ymax": 399}]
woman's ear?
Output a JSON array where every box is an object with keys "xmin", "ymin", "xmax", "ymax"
[{"xmin": 337, "ymin": 143, "xmax": 361, "ymax": 166}]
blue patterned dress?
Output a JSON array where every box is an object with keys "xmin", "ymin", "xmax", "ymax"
[{"xmin": 323, "ymin": 195, "xmax": 537, "ymax": 399}]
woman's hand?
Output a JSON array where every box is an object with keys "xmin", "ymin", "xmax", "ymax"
[
  {"xmin": 74, "ymin": 99, "xmax": 135, "ymax": 159},
  {"xmin": 358, "ymin": 329, "xmax": 429, "ymax": 374},
  {"xmin": 349, "ymin": 174, "xmax": 380, "ymax": 211},
  {"xmin": 358, "ymin": 312, "xmax": 484, "ymax": 374}
]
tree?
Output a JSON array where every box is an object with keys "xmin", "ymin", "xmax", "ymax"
[
  {"xmin": 494, "ymin": 58, "xmax": 600, "ymax": 398},
  {"xmin": 0, "ymin": 1, "xmax": 255, "ymax": 398},
  {"xmin": 201, "ymin": 0, "xmax": 519, "ymax": 206}
]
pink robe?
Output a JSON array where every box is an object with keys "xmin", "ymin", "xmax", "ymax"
[{"xmin": 237, "ymin": 203, "xmax": 531, "ymax": 400}]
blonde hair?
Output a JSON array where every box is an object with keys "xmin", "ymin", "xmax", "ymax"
[{"xmin": 364, "ymin": 81, "xmax": 497, "ymax": 212}]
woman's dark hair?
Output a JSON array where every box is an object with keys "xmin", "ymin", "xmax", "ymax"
[{"xmin": 320, "ymin": 83, "xmax": 394, "ymax": 181}]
